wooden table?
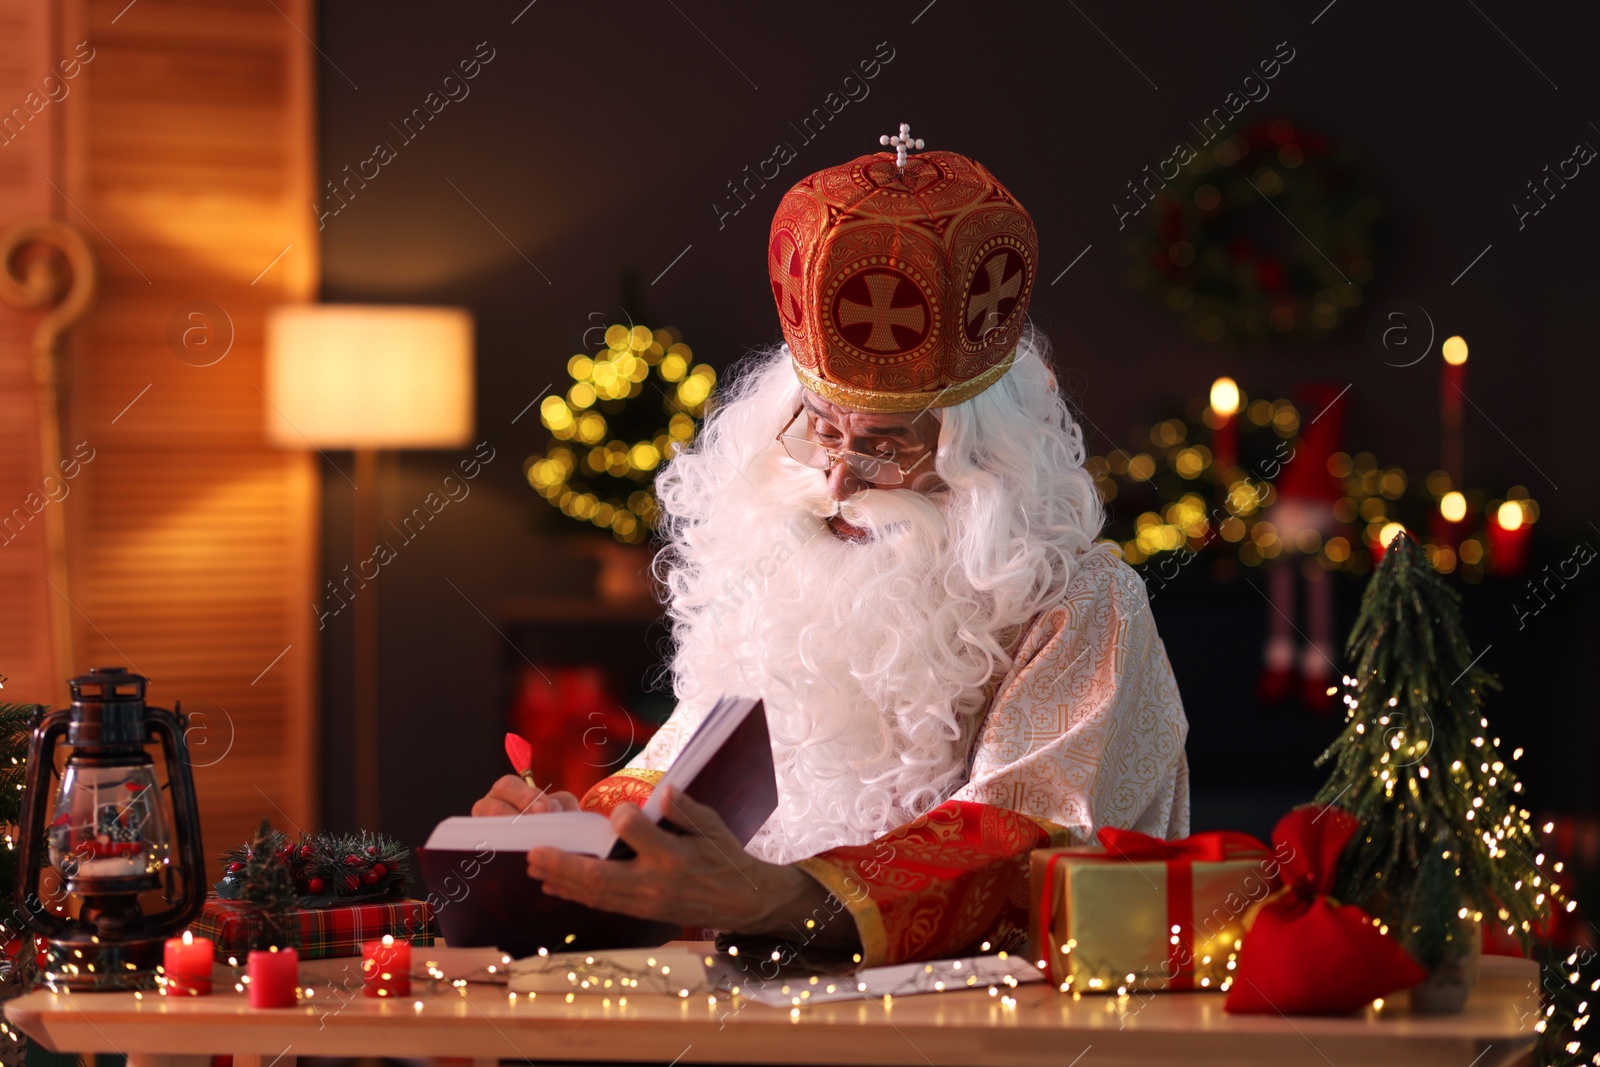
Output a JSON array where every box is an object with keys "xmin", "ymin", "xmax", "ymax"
[{"xmin": 5, "ymin": 946, "xmax": 1540, "ymax": 1067}]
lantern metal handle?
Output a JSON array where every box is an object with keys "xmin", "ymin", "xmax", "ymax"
[
  {"xmin": 136, "ymin": 705, "xmax": 206, "ymax": 932},
  {"xmin": 14, "ymin": 707, "xmax": 74, "ymax": 939}
]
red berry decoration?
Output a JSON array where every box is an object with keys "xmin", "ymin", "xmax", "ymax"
[
  {"xmin": 308, "ymin": 876, "xmax": 325, "ymax": 893},
  {"xmin": 370, "ymin": 863, "xmax": 386, "ymax": 879},
  {"xmin": 344, "ymin": 854, "xmax": 361, "ymax": 867},
  {"xmin": 361, "ymin": 869, "xmax": 379, "ymax": 886},
  {"xmin": 227, "ymin": 862, "xmax": 244, "ymax": 873},
  {"xmin": 343, "ymin": 875, "xmax": 359, "ymax": 891},
  {"xmin": 365, "ymin": 845, "xmax": 378, "ymax": 855},
  {"xmin": 300, "ymin": 845, "xmax": 316, "ymax": 859}
]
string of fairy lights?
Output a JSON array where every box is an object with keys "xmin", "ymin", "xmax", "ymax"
[
  {"xmin": 414, "ymin": 944, "xmax": 1039, "ymax": 1020},
  {"xmin": 1048, "ymin": 936, "xmax": 1241, "ymax": 995},
  {"xmin": 1331, "ymin": 672, "xmax": 1565, "ymax": 931},
  {"xmin": 523, "ymin": 324, "xmax": 715, "ymax": 544}
]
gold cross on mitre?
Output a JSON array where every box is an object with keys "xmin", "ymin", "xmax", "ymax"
[{"xmin": 879, "ymin": 122, "xmax": 925, "ymax": 171}]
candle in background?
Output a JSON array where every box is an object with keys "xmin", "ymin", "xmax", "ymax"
[
  {"xmin": 163, "ymin": 930, "xmax": 213, "ymax": 996},
  {"xmin": 1209, "ymin": 376, "xmax": 1241, "ymax": 473},
  {"xmin": 1441, "ymin": 335, "xmax": 1468, "ymax": 485},
  {"xmin": 247, "ymin": 947, "xmax": 299, "ymax": 1008},
  {"xmin": 1420, "ymin": 489, "xmax": 1471, "ymax": 575},
  {"xmin": 1430, "ymin": 489, "xmax": 1469, "ymax": 551},
  {"xmin": 1438, "ymin": 490, "xmax": 1467, "ymax": 525},
  {"xmin": 1489, "ymin": 499, "xmax": 1533, "ymax": 577},
  {"xmin": 362, "ymin": 934, "xmax": 411, "ymax": 998}
]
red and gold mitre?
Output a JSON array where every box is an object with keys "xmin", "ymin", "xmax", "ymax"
[{"xmin": 768, "ymin": 132, "xmax": 1037, "ymax": 413}]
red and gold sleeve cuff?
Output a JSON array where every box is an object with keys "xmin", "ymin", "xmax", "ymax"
[
  {"xmin": 578, "ymin": 768, "xmax": 664, "ymax": 816},
  {"xmin": 804, "ymin": 800, "xmax": 1052, "ymax": 968}
]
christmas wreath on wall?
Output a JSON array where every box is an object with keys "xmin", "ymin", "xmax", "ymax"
[{"xmin": 1129, "ymin": 119, "xmax": 1384, "ymax": 344}]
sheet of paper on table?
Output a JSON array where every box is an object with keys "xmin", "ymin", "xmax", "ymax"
[{"xmin": 506, "ymin": 945, "xmax": 1044, "ymax": 1005}]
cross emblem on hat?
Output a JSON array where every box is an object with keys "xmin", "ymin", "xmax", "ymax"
[
  {"xmin": 879, "ymin": 122, "xmax": 925, "ymax": 170},
  {"xmin": 965, "ymin": 250, "xmax": 1025, "ymax": 342},
  {"xmin": 837, "ymin": 270, "xmax": 928, "ymax": 353}
]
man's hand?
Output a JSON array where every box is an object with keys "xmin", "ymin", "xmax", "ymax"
[
  {"xmin": 525, "ymin": 786, "xmax": 858, "ymax": 947},
  {"xmin": 471, "ymin": 775, "xmax": 579, "ymax": 818}
]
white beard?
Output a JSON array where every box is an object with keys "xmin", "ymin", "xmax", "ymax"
[{"xmin": 664, "ymin": 447, "xmax": 1007, "ymax": 864}]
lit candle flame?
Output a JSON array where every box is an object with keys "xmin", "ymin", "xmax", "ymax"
[{"xmin": 1209, "ymin": 377, "xmax": 1240, "ymax": 418}]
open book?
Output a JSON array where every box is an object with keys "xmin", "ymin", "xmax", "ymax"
[{"xmin": 416, "ymin": 695, "xmax": 775, "ymax": 956}]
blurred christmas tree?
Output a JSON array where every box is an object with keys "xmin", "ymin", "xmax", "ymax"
[
  {"xmin": 1314, "ymin": 533, "xmax": 1550, "ymax": 973},
  {"xmin": 0, "ymin": 704, "xmax": 36, "ymax": 914},
  {"xmin": 0, "ymin": 703, "xmax": 41, "ymax": 1066},
  {"xmin": 1084, "ymin": 384, "xmax": 1536, "ymax": 582},
  {"xmin": 524, "ymin": 324, "xmax": 715, "ymax": 544}
]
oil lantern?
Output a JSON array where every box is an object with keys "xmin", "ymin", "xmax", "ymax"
[{"xmin": 14, "ymin": 667, "xmax": 206, "ymax": 990}]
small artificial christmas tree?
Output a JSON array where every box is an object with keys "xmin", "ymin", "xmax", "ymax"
[
  {"xmin": 1314, "ymin": 534, "xmax": 1550, "ymax": 990},
  {"xmin": 226, "ymin": 819, "xmax": 302, "ymax": 951}
]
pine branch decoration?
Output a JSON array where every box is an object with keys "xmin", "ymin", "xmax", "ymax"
[
  {"xmin": 1314, "ymin": 533, "xmax": 1549, "ymax": 967},
  {"xmin": 217, "ymin": 826, "xmax": 412, "ymax": 909}
]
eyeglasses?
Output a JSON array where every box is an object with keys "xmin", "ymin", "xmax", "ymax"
[{"xmin": 775, "ymin": 405, "xmax": 934, "ymax": 487}]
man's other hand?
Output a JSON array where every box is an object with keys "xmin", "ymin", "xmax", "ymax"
[
  {"xmin": 525, "ymin": 786, "xmax": 858, "ymax": 949},
  {"xmin": 471, "ymin": 774, "xmax": 579, "ymax": 817}
]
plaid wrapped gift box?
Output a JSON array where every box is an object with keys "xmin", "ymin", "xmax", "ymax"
[{"xmin": 190, "ymin": 894, "xmax": 436, "ymax": 961}]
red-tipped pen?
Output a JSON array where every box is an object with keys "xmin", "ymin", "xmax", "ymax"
[{"xmin": 504, "ymin": 732, "xmax": 537, "ymax": 789}]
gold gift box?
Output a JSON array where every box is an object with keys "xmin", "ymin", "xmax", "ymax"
[{"xmin": 1027, "ymin": 844, "xmax": 1283, "ymax": 993}]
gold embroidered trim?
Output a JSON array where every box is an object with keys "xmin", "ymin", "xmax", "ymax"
[
  {"xmin": 612, "ymin": 767, "xmax": 665, "ymax": 786},
  {"xmin": 792, "ymin": 347, "xmax": 1017, "ymax": 413},
  {"xmin": 795, "ymin": 856, "xmax": 888, "ymax": 969}
]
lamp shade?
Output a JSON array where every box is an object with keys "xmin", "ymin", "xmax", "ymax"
[{"xmin": 264, "ymin": 304, "xmax": 474, "ymax": 448}]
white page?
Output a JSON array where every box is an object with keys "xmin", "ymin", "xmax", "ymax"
[{"xmin": 423, "ymin": 810, "xmax": 616, "ymax": 856}]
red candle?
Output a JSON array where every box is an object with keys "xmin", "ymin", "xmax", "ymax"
[
  {"xmin": 247, "ymin": 947, "xmax": 299, "ymax": 1008},
  {"xmin": 1441, "ymin": 355, "xmax": 1466, "ymax": 415},
  {"xmin": 1214, "ymin": 416, "xmax": 1237, "ymax": 472},
  {"xmin": 1440, "ymin": 336, "xmax": 1467, "ymax": 484},
  {"xmin": 1488, "ymin": 501, "xmax": 1532, "ymax": 577},
  {"xmin": 361, "ymin": 934, "xmax": 411, "ymax": 998},
  {"xmin": 163, "ymin": 930, "xmax": 213, "ymax": 996},
  {"xmin": 1209, "ymin": 377, "xmax": 1240, "ymax": 474},
  {"xmin": 1429, "ymin": 490, "xmax": 1468, "ymax": 552}
]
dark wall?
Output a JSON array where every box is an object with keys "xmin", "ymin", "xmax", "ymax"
[{"xmin": 314, "ymin": 2, "xmax": 1600, "ymax": 847}]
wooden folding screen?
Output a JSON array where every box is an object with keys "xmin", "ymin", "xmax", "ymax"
[{"xmin": 0, "ymin": 0, "xmax": 320, "ymax": 884}]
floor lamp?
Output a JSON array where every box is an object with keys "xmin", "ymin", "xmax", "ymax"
[{"xmin": 265, "ymin": 305, "xmax": 474, "ymax": 831}]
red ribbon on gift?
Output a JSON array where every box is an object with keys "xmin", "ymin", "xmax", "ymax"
[
  {"xmin": 1099, "ymin": 827, "xmax": 1273, "ymax": 991},
  {"xmin": 1038, "ymin": 827, "xmax": 1273, "ymax": 989}
]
